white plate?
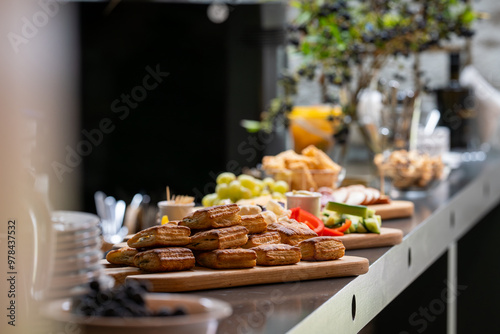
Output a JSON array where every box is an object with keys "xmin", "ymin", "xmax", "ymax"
[
  {"xmin": 52, "ymin": 211, "xmax": 100, "ymax": 233},
  {"xmin": 56, "ymin": 227, "xmax": 100, "ymax": 243},
  {"xmin": 54, "ymin": 244, "xmax": 102, "ymax": 258},
  {"xmin": 49, "ymin": 266, "xmax": 103, "ymax": 288},
  {"xmin": 56, "ymin": 236, "xmax": 101, "ymax": 251},
  {"xmin": 45, "ymin": 274, "xmax": 114, "ymax": 300},
  {"xmin": 53, "ymin": 251, "xmax": 102, "ymax": 273}
]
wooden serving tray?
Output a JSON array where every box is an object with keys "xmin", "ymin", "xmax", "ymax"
[
  {"xmin": 102, "ymin": 256, "xmax": 368, "ymax": 292},
  {"xmin": 367, "ymin": 200, "xmax": 414, "ymax": 220},
  {"xmin": 338, "ymin": 227, "xmax": 403, "ymax": 250}
]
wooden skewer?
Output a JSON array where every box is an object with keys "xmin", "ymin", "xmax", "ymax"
[
  {"xmin": 166, "ymin": 186, "xmax": 170, "ymax": 201},
  {"xmin": 380, "ymin": 170, "xmax": 385, "ymax": 196}
]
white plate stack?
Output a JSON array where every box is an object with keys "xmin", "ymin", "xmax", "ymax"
[{"xmin": 47, "ymin": 211, "xmax": 113, "ymax": 299}]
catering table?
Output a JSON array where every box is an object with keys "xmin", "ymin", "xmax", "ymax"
[{"xmin": 186, "ymin": 153, "xmax": 500, "ymax": 334}]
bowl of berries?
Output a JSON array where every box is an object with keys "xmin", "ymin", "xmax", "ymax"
[{"xmin": 44, "ymin": 280, "xmax": 232, "ymax": 334}]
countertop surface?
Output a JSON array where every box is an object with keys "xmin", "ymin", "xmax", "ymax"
[{"xmin": 184, "ymin": 152, "xmax": 500, "ymax": 334}]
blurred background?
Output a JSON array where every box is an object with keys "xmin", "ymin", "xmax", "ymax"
[
  {"xmin": 1, "ymin": 0, "xmax": 499, "ymax": 216},
  {"xmin": 1, "ymin": 1, "xmax": 500, "ymax": 334}
]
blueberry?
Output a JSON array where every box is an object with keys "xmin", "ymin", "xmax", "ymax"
[
  {"xmin": 155, "ymin": 307, "xmax": 173, "ymax": 317},
  {"xmin": 130, "ymin": 292, "xmax": 145, "ymax": 306},
  {"xmin": 172, "ymin": 306, "xmax": 188, "ymax": 316},
  {"xmin": 89, "ymin": 280, "xmax": 100, "ymax": 292}
]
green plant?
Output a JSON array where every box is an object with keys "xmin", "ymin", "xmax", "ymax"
[
  {"xmin": 289, "ymin": 0, "xmax": 476, "ymax": 113},
  {"xmin": 243, "ymin": 0, "xmax": 477, "ymax": 152}
]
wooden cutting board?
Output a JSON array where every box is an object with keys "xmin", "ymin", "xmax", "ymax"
[
  {"xmin": 338, "ymin": 227, "xmax": 403, "ymax": 250},
  {"xmin": 102, "ymin": 256, "xmax": 368, "ymax": 292},
  {"xmin": 367, "ymin": 200, "xmax": 414, "ymax": 220}
]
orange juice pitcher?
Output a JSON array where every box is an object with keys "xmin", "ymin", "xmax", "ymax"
[{"xmin": 289, "ymin": 105, "xmax": 343, "ymax": 153}]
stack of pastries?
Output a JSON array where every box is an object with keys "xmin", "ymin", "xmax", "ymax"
[{"xmin": 106, "ymin": 203, "xmax": 345, "ymax": 273}]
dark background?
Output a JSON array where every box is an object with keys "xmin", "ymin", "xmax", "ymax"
[
  {"xmin": 361, "ymin": 203, "xmax": 500, "ymax": 333},
  {"xmin": 77, "ymin": 2, "xmax": 286, "ymax": 212}
]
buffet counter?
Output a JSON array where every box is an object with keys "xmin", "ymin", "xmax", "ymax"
[{"xmin": 186, "ymin": 153, "xmax": 500, "ymax": 333}]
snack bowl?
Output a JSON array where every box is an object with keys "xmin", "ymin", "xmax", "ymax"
[
  {"xmin": 44, "ymin": 293, "xmax": 232, "ymax": 334},
  {"xmin": 265, "ymin": 168, "xmax": 344, "ymax": 191},
  {"xmin": 374, "ymin": 150, "xmax": 450, "ymax": 198}
]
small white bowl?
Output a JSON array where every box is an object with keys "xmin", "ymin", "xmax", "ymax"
[
  {"xmin": 286, "ymin": 191, "xmax": 322, "ymax": 217},
  {"xmin": 157, "ymin": 201, "xmax": 195, "ymax": 221},
  {"xmin": 44, "ymin": 293, "xmax": 232, "ymax": 334}
]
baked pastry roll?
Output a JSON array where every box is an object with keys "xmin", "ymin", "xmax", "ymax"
[
  {"xmin": 106, "ymin": 247, "xmax": 138, "ymax": 266},
  {"xmin": 196, "ymin": 249, "xmax": 256, "ymax": 269},
  {"xmin": 299, "ymin": 236, "xmax": 345, "ymax": 261},
  {"xmin": 242, "ymin": 231, "xmax": 281, "ymax": 249},
  {"xmin": 187, "ymin": 226, "xmax": 249, "ymax": 251},
  {"xmin": 251, "ymin": 244, "xmax": 301, "ymax": 266},
  {"xmin": 133, "ymin": 248, "xmax": 195, "ymax": 272},
  {"xmin": 180, "ymin": 204, "xmax": 241, "ymax": 229},
  {"xmin": 239, "ymin": 214, "xmax": 267, "ymax": 234},
  {"xmin": 238, "ymin": 205, "xmax": 262, "ymax": 216},
  {"xmin": 267, "ymin": 218, "xmax": 317, "ymax": 246},
  {"xmin": 127, "ymin": 224, "xmax": 191, "ymax": 249}
]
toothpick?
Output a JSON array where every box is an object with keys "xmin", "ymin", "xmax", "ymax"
[
  {"xmin": 380, "ymin": 170, "xmax": 385, "ymax": 196},
  {"xmin": 166, "ymin": 186, "xmax": 170, "ymax": 201}
]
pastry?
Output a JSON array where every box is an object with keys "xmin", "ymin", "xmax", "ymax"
[
  {"xmin": 106, "ymin": 247, "xmax": 138, "ymax": 266},
  {"xmin": 133, "ymin": 247, "xmax": 195, "ymax": 272},
  {"xmin": 242, "ymin": 231, "xmax": 281, "ymax": 249},
  {"xmin": 267, "ymin": 218, "xmax": 317, "ymax": 246},
  {"xmin": 239, "ymin": 214, "xmax": 267, "ymax": 234},
  {"xmin": 251, "ymin": 244, "xmax": 301, "ymax": 266},
  {"xmin": 179, "ymin": 204, "xmax": 241, "ymax": 229},
  {"xmin": 298, "ymin": 236, "xmax": 345, "ymax": 261},
  {"xmin": 127, "ymin": 224, "xmax": 191, "ymax": 249},
  {"xmin": 196, "ymin": 248, "xmax": 256, "ymax": 269},
  {"xmin": 187, "ymin": 226, "xmax": 248, "ymax": 251}
]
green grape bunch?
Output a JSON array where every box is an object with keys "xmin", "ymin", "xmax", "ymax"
[{"xmin": 202, "ymin": 172, "xmax": 290, "ymax": 207}]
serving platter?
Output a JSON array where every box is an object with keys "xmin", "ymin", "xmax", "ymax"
[
  {"xmin": 337, "ymin": 227, "xmax": 403, "ymax": 250},
  {"xmin": 367, "ymin": 200, "xmax": 414, "ymax": 220},
  {"xmin": 102, "ymin": 256, "xmax": 369, "ymax": 292}
]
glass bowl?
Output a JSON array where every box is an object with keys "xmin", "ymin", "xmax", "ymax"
[
  {"xmin": 374, "ymin": 150, "xmax": 450, "ymax": 198},
  {"xmin": 43, "ymin": 293, "xmax": 232, "ymax": 334}
]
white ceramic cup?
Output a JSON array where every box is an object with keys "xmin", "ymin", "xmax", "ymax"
[
  {"xmin": 285, "ymin": 191, "xmax": 322, "ymax": 217},
  {"xmin": 158, "ymin": 201, "xmax": 195, "ymax": 221}
]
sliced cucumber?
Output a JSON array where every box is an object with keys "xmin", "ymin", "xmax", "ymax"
[
  {"xmin": 356, "ymin": 222, "xmax": 368, "ymax": 233},
  {"xmin": 343, "ymin": 214, "xmax": 361, "ymax": 224},
  {"xmin": 364, "ymin": 217, "xmax": 381, "ymax": 233},
  {"xmin": 325, "ymin": 215, "xmax": 344, "ymax": 227},
  {"xmin": 326, "ymin": 202, "xmax": 368, "ymax": 218},
  {"xmin": 341, "ymin": 214, "xmax": 359, "ymax": 232},
  {"xmin": 323, "ymin": 211, "xmax": 343, "ymax": 227},
  {"xmin": 366, "ymin": 208, "xmax": 376, "ymax": 218},
  {"xmin": 374, "ymin": 215, "xmax": 382, "ymax": 227},
  {"xmin": 349, "ymin": 222, "xmax": 357, "ymax": 233}
]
